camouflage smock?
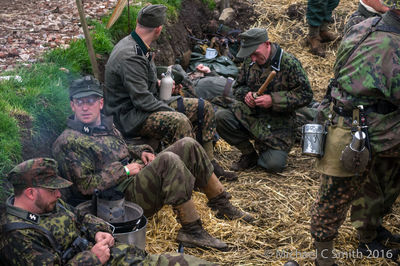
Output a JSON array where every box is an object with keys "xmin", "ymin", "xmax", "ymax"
[
  {"xmin": 52, "ymin": 115, "xmax": 152, "ymax": 196},
  {"xmin": 232, "ymin": 44, "xmax": 313, "ymax": 151},
  {"xmin": 105, "ymin": 31, "xmax": 179, "ymax": 138},
  {"xmin": 343, "ymin": 2, "xmax": 382, "ymax": 34},
  {"xmin": 0, "ymin": 197, "xmax": 112, "ymax": 265},
  {"xmin": 329, "ymin": 10, "xmax": 400, "ymax": 153}
]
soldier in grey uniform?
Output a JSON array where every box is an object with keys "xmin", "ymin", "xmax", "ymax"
[{"xmin": 104, "ymin": 4, "xmax": 236, "ymax": 180}]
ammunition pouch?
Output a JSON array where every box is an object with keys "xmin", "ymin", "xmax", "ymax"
[{"xmin": 61, "ymin": 236, "xmax": 89, "ymax": 264}]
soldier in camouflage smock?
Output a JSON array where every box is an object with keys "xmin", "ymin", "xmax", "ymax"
[
  {"xmin": 343, "ymin": 0, "xmax": 389, "ymax": 33},
  {"xmin": 311, "ymin": 1, "xmax": 400, "ymax": 264},
  {"xmin": 52, "ymin": 76, "xmax": 254, "ymax": 250},
  {"xmin": 216, "ymin": 28, "xmax": 313, "ymax": 173},
  {"xmin": 104, "ymin": 5, "xmax": 235, "ymax": 180},
  {"xmin": 0, "ymin": 158, "xmax": 214, "ymax": 265}
]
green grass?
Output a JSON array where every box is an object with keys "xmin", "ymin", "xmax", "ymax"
[
  {"xmin": 102, "ymin": 0, "xmax": 185, "ymax": 42},
  {"xmin": 0, "ymin": 0, "xmax": 215, "ymax": 196}
]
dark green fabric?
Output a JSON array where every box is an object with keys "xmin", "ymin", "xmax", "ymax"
[
  {"xmin": 306, "ymin": 0, "xmax": 340, "ymax": 27},
  {"xmin": 257, "ymin": 149, "xmax": 287, "ymax": 173},
  {"xmin": 188, "ymin": 52, "xmax": 238, "ymax": 78}
]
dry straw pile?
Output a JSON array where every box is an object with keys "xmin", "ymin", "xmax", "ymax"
[{"xmin": 145, "ymin": 0, "xmax": 400, "ymax": 265}]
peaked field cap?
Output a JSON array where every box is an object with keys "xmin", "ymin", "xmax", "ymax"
[
  {"xmin": 138, "ymin": 4, "xmax": 167, "ymax": 28},
  {"xmin": 381, "ymin": 0, "xmax": 400, "ymax": 8},
  {"xmin": 8, "ymin": 158, "xmax": 72, "ymax": 189},
  {"xmin": 236, "ymin": 28, "xmax": 269, "ymax": 58},
  {"xmin": 69, "ymin": 75, "xmax": 103, "ymax": 99}
]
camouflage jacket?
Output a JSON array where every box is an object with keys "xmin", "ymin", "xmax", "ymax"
[
  {"xmin": 232, "ymin": 44, "xmax": 313, "ymax": 151},
  {"xmin": 52, "ymin": 115, "xmax": 153, "ymax": 196},
  {"xmin": 0, "ymin": 197, "xmax": 111, "ymax": 265},
  {"xmin": 329, "ymin": 11, "xmax": 400, "ymax": 153},
  {"xmin": 105, "ymin": 31, "xmax": 179, "ymax": 138},
  {"xmin": 343, "ymin": 2, "xmax": 382, "ymax": 34}
]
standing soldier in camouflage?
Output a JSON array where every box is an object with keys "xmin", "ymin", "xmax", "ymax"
[
  {"xmin": 344, "ymin": 0, "xmax": 389, "ymax": 33},
  {"xmin": 311, "ymin": 1, "xmax": 400, "ymax": 264},
  {"xmin": 306, "ymin": 0, "xmax": 340, "ymax": 57},
  {"xmin": 0, "ymin": 158, "xmax": 215, "ymax": 265},
  {"xmin": 52, "ymin": 76, "xmax": 254, "ymax": 250},
  {"xmin": 104, "ymin": 4, "xmax": 236, "ymax": 180},
  {"xmin": 216, "ymin": 28, "xmax": 313, "ymax": 173}
]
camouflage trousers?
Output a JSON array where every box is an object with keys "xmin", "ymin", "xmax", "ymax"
[
  {"xmin": 311, "ymin": 153, "xmax": 400, "ymax": 242},
  {"xmin": 123, "ymin": 137, "xmax": 213, "ymax": 218},
  {"xmin": 310, "ymin": 174, "xmax": 361, "ymax": 242},
  {"xmin": 109, "ymin": 243, "xmax": 215, "ymax": 265},
  {"xmin": 351, "ymin": 155, "xmax": 400, "ymax": 243},
  {"xmin": 139, "ymin": 98, "xmax": 216, "ymax": 146}
]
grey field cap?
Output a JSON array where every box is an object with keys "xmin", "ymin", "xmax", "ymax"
[
  {"xmin": 69, "ymin": 75, "xmax": 103, "ymax": 99},
  {"xmin": 137, "ymin": 4, "xmax": 167, "ymax": 28},
  {"xmin": 236, "ymin": 28, "xmax": 269, "ymax": 58}
]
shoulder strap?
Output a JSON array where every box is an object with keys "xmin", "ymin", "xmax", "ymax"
[
  {"xmin": 376, "ymin": 24, "xmax": 400, "ymax": 35},
  {"xmin": 176, "ymin": 97, "xmax": 185, "ymax": 114},
  {"xmin": 2, "ymin": 222, "xmax": 62, "ymax": 255},
  {"xmin": 197, "ymin": 98, "xmax": 205, "ymax": 145}
]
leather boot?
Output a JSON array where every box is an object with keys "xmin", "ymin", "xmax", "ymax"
[
  {"xmin": 314, "ymin": 241, "xmax": 335, "ymax": 266},
  {"xmin": 231, "ymin": 151, "xmax": 258, "ymax": 171},
  {"xmin": 306, "ymin": 35, "xmax": 325, "ymax": 58},
  {"xmin": 208, "ymin": 191, "xmax": 255, "ymax": 223},
  {"xmin": 319, "ymin": 30, "xmax": 339, "ymax": 43},
  {"xmin": 202, "ymin": 175, "xmax": 254, "ymax": 222},
  {"xmin": 376, "ymin": 226, "xmax": 400, "ymax": 244},
  {"xmin": 174, "ymin": 200, "xmax": 228, "ymax": 250},
  {"xmin": 211, "ymin": 159, "xmax": 238, "ymax": 181},
  {"xmin": 357, "ymin": 239, "xmax": 399, "ymax": 259}
]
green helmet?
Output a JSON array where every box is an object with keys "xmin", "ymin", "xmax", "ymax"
[{"xmin": 381, "ymin": 0, "xmax": 400, "ymax": 9}]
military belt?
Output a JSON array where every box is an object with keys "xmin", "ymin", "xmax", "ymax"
[{"xmin": 333, "ymin": 102, "xmax": 398, "ymax": 118}]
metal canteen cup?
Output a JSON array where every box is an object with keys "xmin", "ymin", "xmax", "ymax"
[
  {"xmin": 340, "ymin": 130, "xmax": 370, "ymax": 174},
  {"xmin": 301, "ymin": 123, "xmax": 327, "ymax": 157}
]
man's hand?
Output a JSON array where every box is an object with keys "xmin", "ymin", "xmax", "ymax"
[
  {"xmin": 126, "ymin": 162, "xmax": 143, "ymax": 176},
  {"xmin": 244, "ymin": 91, "xmax": 256, "ymax": 108},
  {"xmin": 95, "ymin": 232, "xmax": 114, "ymax": 248},
  {"xmin": 91, "ymin": 238, "xmax": 110, "ymax": 265},
  {"xmin": 141, "ymin": 151, "xmax": 155, "ymax": 166},
  {"xmin": 254, "ymin": 94, "xmax": 272, "ymax": 109},
  {"xmin": 172, "ymin": 82, "xmax": 182, "ymax": 95},
  {"xmin": 196, "ymin": 64, "xmax": 211, "ymax": 73}
]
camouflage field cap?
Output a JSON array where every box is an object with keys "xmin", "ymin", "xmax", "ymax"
[
  {"xmin": 138, "ymin": 4, "xmax": 167, "ymax": 28},
  {"xmin": 236, "ymin": 28, "xmax": 269, "ymax": 58},
  {"xmin": 8, "ymin": 158, "xmax": 72, "ymax": 189},
  {"xmin": 381, "ymin": 0, "xmax": 400, "ymax": 8},
  {"xmin": 69, "ymin": 75, "xmax": 103, "ymax": 99}
]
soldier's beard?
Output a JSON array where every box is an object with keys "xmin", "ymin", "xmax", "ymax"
[{"xmin": 35, "ymin": 190, "xmax": 57, "ymax": 213}]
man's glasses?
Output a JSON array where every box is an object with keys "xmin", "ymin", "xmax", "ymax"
[{"xmin": 73, "ymin": 97, "xmax": 100, "ymax": 107}]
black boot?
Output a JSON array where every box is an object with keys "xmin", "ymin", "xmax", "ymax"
[
  {"xmin": 211, "ymin": 159, "xmax": 238, "ymax": 181},
  {"xmin": 376, "ymin": 226, "xmax": 400, "ymax": 244},
  {"xmin": 207, "ymin": 191, "xmax": 255, "ymax": 223},
  {"xmin": 176, "ymin": 219, "xmax": 228, "ymax": 250},
  {"xmin": 357, "ymin": 240, "xmax": 399, "ymax": 259},
  {"xmin": 230, "ymin": 151, "xmax": 258, "ymax": 171}
]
